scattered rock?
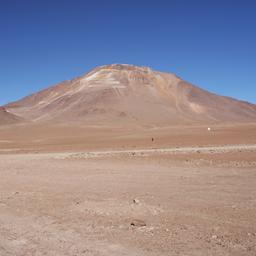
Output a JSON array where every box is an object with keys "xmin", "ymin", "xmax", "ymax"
[
  {"xmin": 211, "ymin": 235, "xmax": 218, "ymax": 239},
  {"xmin": 133, "ymin": 198, "xmax": 140, "ymax": 204},
  {"xmin": 130, "ymin": 219, "xmax": 146, "ymax": 227}
]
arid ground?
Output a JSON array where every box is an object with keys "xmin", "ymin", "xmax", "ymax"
[{"xmin": 0, "ymin": 123, "xmax": 256, "ymax": 256}]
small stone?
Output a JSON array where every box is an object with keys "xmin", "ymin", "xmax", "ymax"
[
  {"xmin": 130, "ymin": 219, "xmax": 146, "ymax": 227},
  {"xmin": 211, "ymin": 235, "xmax": 218, "ymax": 239},
  {"xmin": 133, "ymin": 198, "xmax": 140, "ymax": 204}
]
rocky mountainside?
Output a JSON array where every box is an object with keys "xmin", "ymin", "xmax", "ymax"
[
  {"xmin": 0, "ymin": 107, "xmax": 23, "ymax": 125},
  {"xmin": 4, "ymin": 64, "xmax": 256, "ymax": 126}
]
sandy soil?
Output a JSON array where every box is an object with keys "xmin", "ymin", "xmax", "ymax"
[
  {"xmin": 0, "ymin": 144, "xmax": 256, "ymax": 255},
  {"xmin": 1, "ymin": 123, "xmax": 256, "ymax": 153}
]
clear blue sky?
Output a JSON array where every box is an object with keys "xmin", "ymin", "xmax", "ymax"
[{"xmin": 0, "ymin": 0, "xmax": 255, "ymax": 105}]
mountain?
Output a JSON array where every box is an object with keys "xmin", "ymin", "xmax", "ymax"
[
  {"xmin": 0, "ymin": 107, "xmax": 23, "ymax": 125},
  {"xmin": 4, "ymin": 64, "xmax": 256, "ymax": 126}
]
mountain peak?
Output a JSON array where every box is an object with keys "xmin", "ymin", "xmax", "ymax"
[
  {"xmin": 90, "ymin": 64, "xmax": 153, "ymax": 74},
  {"xmin": 102, "ymin": 63, "xmax": 151, "ymax": 70}
]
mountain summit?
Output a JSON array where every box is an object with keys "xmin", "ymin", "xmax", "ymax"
[{"xmin": 4, "ymin": 64, "xmax": 256, "ymax": 126}]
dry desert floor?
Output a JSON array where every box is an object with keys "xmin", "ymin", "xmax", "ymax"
[{"xmin": 0, "ymin": 124, "xmax": 256, "ymax": 255}]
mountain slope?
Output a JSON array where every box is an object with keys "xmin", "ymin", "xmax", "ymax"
[
  {"xmin": 0, "ymin": 107, "xmax": 23, "ymax": 125},
  {"xmin": 5, "ymin": 64, "xmax": 256, "ymax": 126}
]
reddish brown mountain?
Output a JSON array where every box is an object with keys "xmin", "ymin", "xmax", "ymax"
[{"xmin": 4, "ymin": 64, "xmax": 256, "ymax": 126}]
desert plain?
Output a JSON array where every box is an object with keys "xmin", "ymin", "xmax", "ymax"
[{"xmin": 0, "ymin": 122, "xmax": 256, "ymax": 256}]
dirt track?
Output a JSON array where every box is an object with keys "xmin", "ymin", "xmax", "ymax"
[{"xmin": 58, "ymin": 144, "xmax": 256, "ymax": 159}]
